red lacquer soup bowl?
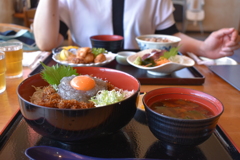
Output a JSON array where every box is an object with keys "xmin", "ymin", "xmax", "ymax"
[{"xmin": 90, "ymin": 35, "xmax": 123, "ymax": 53}]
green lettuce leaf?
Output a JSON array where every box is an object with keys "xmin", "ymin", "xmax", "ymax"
[{"xmin": 90, "ymin": 89, "xmax": 131, "ymax": 107}]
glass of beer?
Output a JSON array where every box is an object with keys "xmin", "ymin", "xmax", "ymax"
[
  {"xmin": 0, "ymin": 42, "xmax": 23, "ymax": 78},
  {"xmin": 0, "ymin": 51, "xmax": 6, "ymax": 93}
]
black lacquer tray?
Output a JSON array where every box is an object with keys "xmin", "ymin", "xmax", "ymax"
[
  {"xmin": 0, "ymin": 52, "xmax": 238, "ymax": 159},
  {"xmin": 29, "ymin": 53, "xmax": 205, "ymax": 85},
  {"xmin": 0, "ymin": 110, "xmax": 239, "ymax": 160}
]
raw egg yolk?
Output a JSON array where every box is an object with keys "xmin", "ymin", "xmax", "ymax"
[{"xmin": 70, "ymin": 75, "xmax": 96, "ymax": 91}]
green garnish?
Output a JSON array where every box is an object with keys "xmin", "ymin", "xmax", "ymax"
[
  {"xmin": 40, "ymin": 62, "xmax": 79, "ymax": 90},
  {"xmin": 162, "ymin": 47, "xmax": 179, "ymax": 59},
  {"xmin": 90, "ymin": 89, "xmax": 130, "ymax": 107},
  {"xmin": 142, "ymin": 58, "xmax": 155, "ymax": 67},
  {"xmin": 91, "ymin": 48, "xmax": 107, "ymax": 57},
  {"xmin": 133, "ymin": 56, "xmax": 142, "ymax": 65}
]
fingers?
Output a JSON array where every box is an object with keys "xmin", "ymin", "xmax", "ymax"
[
  {"xmin": 203, "ymin": 28, "xmax": 239, "ymax": 58},
  {"xmin": 224, "ymin": 41, "xmax": 240, "ymax": 50},
  {"xmin": 230, "ymin": 29, "xmax": 240, "ymax": 42},
  {"xmin": 219, "ymin": 51, "xmax": 234, "ymax": 57},
  {"xmin": 220, "ymin": 28, "xmax": 240, "ymax": 51},
  {"xmin": 219, "ymin": 38, "xmax": 240, "ymax": 57},
  {"xmin": 219, "ymin": 47, "xmax": 234, "ymax": 56},
  {"xmin": 212, "ymin": 28, "xmax": 235, "ymax": 39},
  {"xmin": 219, "ymin": 42, "xmax": 240, "ymax": 57},
  {"xmin": 221, "ymin": 46, "xmax": 239, "ymax": 52}
]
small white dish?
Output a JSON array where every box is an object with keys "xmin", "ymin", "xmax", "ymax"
[
  {"xmin": 52, "ymin": 52, "xmax": 116, "ymax": 67},
  {"xmin": 116, "ymin": 51, "xmax": 136, "ymax": 65},
  {"xmin": 127, "ymin": 49, "xmax": 195, "ymax": 76},
  {"xmin": 200, "ymin": 57, "xmax": 237, "ymax": 65}
]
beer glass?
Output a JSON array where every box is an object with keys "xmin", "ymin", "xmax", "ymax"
[
  {"xmin": 0, "ymin": 42, "xmax": 23, "ymax": 78},
  {"xmin": 0, "ymin": 51, "xmax": 6, "ymax": 93}
]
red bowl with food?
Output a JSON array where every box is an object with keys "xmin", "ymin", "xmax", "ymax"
[
  {"xmin": 17, "ymin": 65, "xmax": 140, "ymax": 142},
  {"xmin": 143, "ymin": 87, "xmax": 224, "ymax": 156}
]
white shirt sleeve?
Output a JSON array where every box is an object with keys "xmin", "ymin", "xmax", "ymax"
[{"xmin": 154, "ymin": 0, "xmax": 176, "ymax": 30}]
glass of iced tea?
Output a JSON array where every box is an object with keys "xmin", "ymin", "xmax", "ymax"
[
  {"xmin": 0, "ymin": 42, "xmax": 23, "ymax": 78},
  {"xmin": 0, "ymin": 51, "xmax": 6, "ymax": 93}
]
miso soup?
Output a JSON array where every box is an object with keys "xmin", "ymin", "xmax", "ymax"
[{"xmin": 150, "ymin": 99, "xmax": 215, "ymax": 120}]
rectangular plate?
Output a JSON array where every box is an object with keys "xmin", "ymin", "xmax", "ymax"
[{"xmin": 208, "ymin": 65, "xmax": 240, "ymax": 91}]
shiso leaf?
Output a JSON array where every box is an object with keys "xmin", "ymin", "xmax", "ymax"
[
  {"xmin": 162, "ymin": 47, "xmax": 179, "ymax": 59},
  {"xmin": 40, "ymin": 62, "xmax": 79, "ymax": 90}
]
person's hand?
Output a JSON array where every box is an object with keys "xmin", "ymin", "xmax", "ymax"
[{"xmin": 201, "ymin": 28, "xmax": 240, "ymax": 59}]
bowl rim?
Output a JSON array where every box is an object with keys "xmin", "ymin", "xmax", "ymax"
[
  {"xmin": 143, "ymin": 87, "xmax": 224, "ymax": 121},
  {"xmin": 17, "ymin": 67, "xmax": 141, "ymax": 111},
  {"xmin": 90, "ymin": 34, "xmax": 124, "ymax": 41},
  {"xmin": 136, "ymin": 34, "xmax": 181, "ymax": 44},
  {"xmin": 116, "ymin": 51, "xmax": 136, "ymax": 57}
]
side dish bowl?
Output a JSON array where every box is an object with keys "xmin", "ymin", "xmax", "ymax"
[
  {"xmin": 17, "ymin": 67, "xmax": 140, "ymax": 142},
  {"xmin": 136, "ymin": 34, "xmax": 181, "ymax": 51},
  {"xmin": 127, "ymin": 49, "xmax": 195, "ymax": 76},
  {"xmin": 116, "ymin": 51, "xmax": 136, "ymax": 65},
  {"xmin": 143, "ymin": 87, "xmax": 224, "ymax": 155}
]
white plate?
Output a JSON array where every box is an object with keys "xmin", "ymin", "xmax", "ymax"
[
  {"xmin": 52, "ymin": 52, "xmax": 116, "ymax": 67},
  {"xmin": 127, "ymin": 49, "xmax": 195, "ymax": 76},
  {"xmin": 200, "ymin": 57, "xmax": 237, "ymax": 65}
]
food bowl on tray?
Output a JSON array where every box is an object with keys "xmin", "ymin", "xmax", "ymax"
[
  {"xmin": 127, "ymin": 49, "xmax": 195, "ymax": 76},
  {"xmin": 143, "ymin": 87, "xmax": 224, "ymax": 155},
  {"xmin": 136, "ymin": 34, "xmax": 181, "ymax": 51},
  {"xmin": 52, "ymin": 46, "xmax": 116, "ymax": 67},
  {"xmin": 116, "ymin": 51, "xmax": 136, "ymax": 65},
  {"xmin": 90, "ymin": 35, "xmax": 124, "ymax": 53},
  {"xmin": 17, "ymin": 66, "xmax": 140, "ymax": 142}
]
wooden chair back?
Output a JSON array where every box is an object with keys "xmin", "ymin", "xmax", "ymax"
[{"xmin": 23, "ymin": 8, "xmax": 36, "ymax": 28}]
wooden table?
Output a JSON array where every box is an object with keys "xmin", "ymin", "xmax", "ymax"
[
  {"xmin": 0, "ymin": 51, "xmax": 240, "ymax": 152},
  {"xmin": 0, "ymin": 67, "xmax": 32, "ymax": 135}
]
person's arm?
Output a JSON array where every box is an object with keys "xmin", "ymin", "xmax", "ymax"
[
  {"xmin": 174, "ymin": 28, "xmax": 240, "ymax": 59},
  {"xmin": 33, "ymin": 0, "xmax": 64, "ymax": 51},
  {"xmin": 174, "ymin": 32, "xmax": 203, "ymax": 55}
]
